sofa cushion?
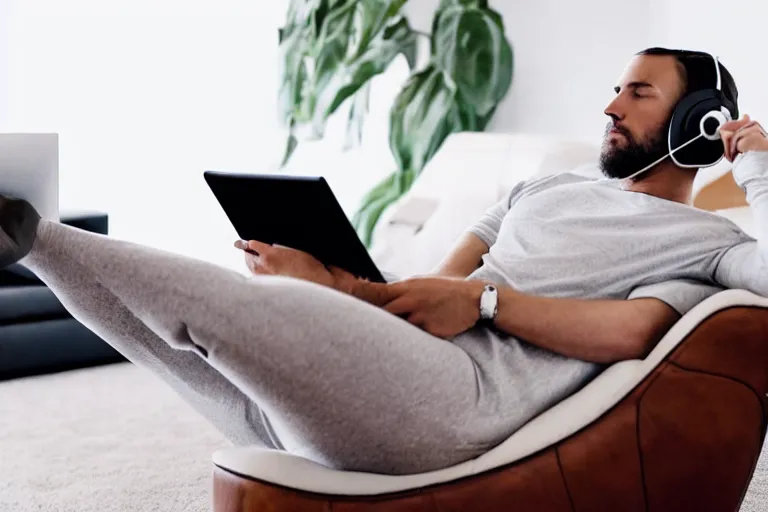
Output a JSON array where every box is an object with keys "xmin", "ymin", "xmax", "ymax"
[
  {"xmin": 0, "ymin": 286, "xmax": 68, "ymax": 324},
  {"xmin": 0, "ymin": 264, "xmax": 41, "ymax": 286}
]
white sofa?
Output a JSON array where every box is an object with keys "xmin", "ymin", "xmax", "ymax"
[{"xmin": 212, "ymin": 132, "xmax": 767, "ymax": 501}]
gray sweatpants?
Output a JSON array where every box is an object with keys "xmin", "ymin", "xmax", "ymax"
[{"xmin": 20, "ymin": 220, "xmax": 497, "ymax": 475}]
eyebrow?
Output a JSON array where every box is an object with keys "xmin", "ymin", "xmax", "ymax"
[{"xmin": 613, "ymin": 81, "xmax": 654, "ymax": 94}]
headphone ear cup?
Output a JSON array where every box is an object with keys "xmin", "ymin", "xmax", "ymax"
[
  {"xmin": 700, "ymin": 110, "xmax": 727, "ymax": 141},
  {"xmin": 669, "ymin": 89, "xmax": 727, "ymax": 167}
]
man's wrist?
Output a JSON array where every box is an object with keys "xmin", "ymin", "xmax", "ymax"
[{"xmin": 466, "ymin": 280, "xmax": 491, "ymax": 325}]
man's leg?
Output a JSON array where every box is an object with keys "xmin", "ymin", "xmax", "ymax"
[
  {"xmin": 19, "ymin": 226, "xmax": 283, "ymax": 449},
  {"xmin": 21, "ymin": 220, "xmax": 489, "ymax": 475}
]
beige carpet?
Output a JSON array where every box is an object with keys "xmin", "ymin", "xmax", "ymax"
[
  {"xmin": 1, "ymin": 362, "xmax": 767, "ymax": 511},
  {"xmin": 0, "ymin": 362, "xmax": 231, "ymax": 512}
]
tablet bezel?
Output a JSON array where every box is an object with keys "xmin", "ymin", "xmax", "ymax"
[{"xmin": 204, "ymin": 170, "xmax": 385, "ymax": 283}]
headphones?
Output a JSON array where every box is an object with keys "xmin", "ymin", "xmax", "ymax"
[{"xmin": 625, "ymin": 52, "xmax": 739, "ymax": 180}]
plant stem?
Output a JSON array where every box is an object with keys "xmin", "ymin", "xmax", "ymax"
[{"xmin": 412, "ymin": 30, "xmax": 431, "ymax": 39}]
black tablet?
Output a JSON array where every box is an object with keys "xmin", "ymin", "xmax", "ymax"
[{"xmin": 204, "ymin": 170, "xmax": 385, "ymax": 283}]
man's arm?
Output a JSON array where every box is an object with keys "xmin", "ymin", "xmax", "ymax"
[
  {"xmin": 431, "ymin": 233, "xmax": 489, "ymax": 278},
  {"xmin": 344, "ymin": 274, "xmax": 681, "ymax": 363},
  {"xmin": 713, "ymin": 150, "xmax": 768, "ymax": 296},
  {"xmin": 492, "ymin": 288, "xmax": 681, "ymax": 364},
  {"xmin": 713, "ymin": 120, "xmax": 768, "ymax": 295}
]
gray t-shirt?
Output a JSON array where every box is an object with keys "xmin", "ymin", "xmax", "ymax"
[
  {"xmin": 465, "ymin": 171, "xmax": 751, "ymax": 310},
  {"xmin": 447, "ymin": 151, "xmax": 768, "ymax": 438}
]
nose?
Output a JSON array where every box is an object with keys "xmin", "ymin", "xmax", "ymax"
[{"xmin": 604, "ymin": 95, "xmax": 624, "ymax": 123}]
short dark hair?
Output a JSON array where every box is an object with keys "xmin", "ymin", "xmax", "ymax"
[{"xmin": 636, "ymin": 47, "xmax": 739, "ymax": 117}]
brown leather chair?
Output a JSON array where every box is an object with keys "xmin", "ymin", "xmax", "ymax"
[{"xmin": 211, "ymin": 290, "xmax": 768, "ymax": 511}]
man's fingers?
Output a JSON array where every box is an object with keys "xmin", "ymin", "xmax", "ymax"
[
  {"xmin": 720, "ymin": 129, "xmax": 734, "ymax": 161},
  {"xmin": 407, "ymin": 313, "xmax": 426, "ymax": 328},
  {"xmin": 730, "ymin": 125, "xmax": 752, "ymax": 157},
  {"xmin": 721, "ymin": 118, "xmax": 757, "ymax": 161},
  {"xmin": 251, "ymin": 266, "xmax": 273, "ymax": 276},
  {"xmin": 731, "ymin": 124, "xmax": 766, "ymax": 157},
  {"xmin": 246, "ymin": 240, "xmax": 273, "ymax": 254},
  {"xmin": 383, "ymin": 295, "xmax": 417, "ymax": 316},
  {"xmin": 721, "ymin": 115, "xmax": 752, "ymax": 133}
]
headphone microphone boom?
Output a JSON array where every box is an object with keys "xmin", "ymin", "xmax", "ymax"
[{"xmin": 623, "ymin": 52, "xmax": 738, "ymax": 181}]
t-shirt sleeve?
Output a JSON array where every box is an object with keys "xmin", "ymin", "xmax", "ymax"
[
  {"xmin": 714, "ymin": 151, "xmax": 768, "ymax": 297},
  {"xmin": 627, "ymin": 279, "xmax": 726, "ymax": 316},
  {"xmin": 465, "ymin": 180, "xmax": 526, "ymax": 247}
]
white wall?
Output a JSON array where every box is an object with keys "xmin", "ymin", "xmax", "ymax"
[
  {"xmin": 656, "ymin": 0, "xmax": 768, "ymax": 125},
  {"xmin": 4, "ymin": 0, "xmax": 410, "ymax": 270},
  {"xmin": 5, "ymin": 1, "xmax": 293, "ymax": 270},
  {"xmin": 407, "ymin": 0, "xmax": 657, "ymax": 144},
  {"xmin": 7, "ymin": 1, "xmax": 763, "ymax": 268},
  {"xmin": 0, "ymin": 0, "xmax": 11, "ymax": 127}
]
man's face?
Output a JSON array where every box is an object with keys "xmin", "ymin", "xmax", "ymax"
[{"xmin": 599, "ymin": 55, "xmax": 687, "ymax": 180}]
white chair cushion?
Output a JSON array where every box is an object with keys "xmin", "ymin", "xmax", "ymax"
[{"xmin": 213, "ymin": 289, "xmax": 768, "ymax": 496}]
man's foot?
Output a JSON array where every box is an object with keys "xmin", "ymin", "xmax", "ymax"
[{"xmin": 0, "ymin": 195, "xmax": 41, "ymax": 268}]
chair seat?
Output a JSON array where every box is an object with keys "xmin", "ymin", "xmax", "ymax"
[{"xmin": 212, "ymin": 289, "xmax": 768, "ymax": 496}]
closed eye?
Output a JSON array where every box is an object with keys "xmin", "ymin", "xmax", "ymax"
[{"xmin": 614, "ymin": 81, "xmax": 655, "ymax": 97}]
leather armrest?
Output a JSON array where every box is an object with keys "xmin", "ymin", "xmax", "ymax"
[{"xmin": 0, "ymin": 210, "xmax": 108, "ymax": 286}]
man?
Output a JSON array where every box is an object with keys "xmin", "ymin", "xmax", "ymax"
[
  {"xmin": 2, "ymin": 48, "xmax": 767, "ymax": 476},
  {"xmin": 244, "ymin": 48, "xmax": 766, "ymax": 359}
]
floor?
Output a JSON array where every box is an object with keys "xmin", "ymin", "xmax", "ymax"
[
  {"xmin": 0, "ymin": 363, "xmax": 230, "ymax": 512},
  {"xmin": 1, "ymin": 361, "xmax": 767, "ymax": 511}
]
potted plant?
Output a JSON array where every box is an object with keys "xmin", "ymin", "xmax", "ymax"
[{"xmin": 278, "ymin": 0, "xmax": 513, "ymax": 247}]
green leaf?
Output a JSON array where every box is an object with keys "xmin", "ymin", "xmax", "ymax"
[
  {"xmin": 311, "ymin": 0, "xmax": 354, "ymax": 40},
  {"xmin": 344, "ymin": 82, "xmax": 371, "ymax": 150},
  {"xmin": 351, "ymin": 172, "xmax": 397, "ymax": 244},
  {"xmin": 348, "ymin": 0, "xmax": 409, "ymax": 58},
  {"xmin": 385, "ymin": 16, "xmax": 418, "ymax": 71},
  {"xmin": 350, "ymin": 0, "xmax": 392, "ymax": 60},
  {"xmin": 280, "ymin": 121, "xmax": 299, "ymax": 168},
  {"xmin": 318, "ymin": 16, "xmax": 417, "ymax": 124},
  {"xmin": 389, "ymin": 65, "xmax": 462, "ymax": 174},
  {"xmin": 277, "ymin": 28, "xmax": 310, "ymax": 127},
  {"xmin": 307, "ymin": 1, "xmax": 358, "ymax": 136},
  {"xmin": 387, "ymin": 0, "xmax": 409, "ymax": 17},
  {"xmin": 456, "ymin": 97, "xmax": 496, "ymax": 132},
  {"xmin": 284, "ymin": 0, "xmax": 321, "ymax": 34},
  {"xmin": 351, "ymin": 169, "xmax": 416, "ymax": 248},
  {"xmin": 437, "ymin": 0, "xmax": 486, "ymax": 9},
  {"xmin": 433, "ymin": 5, "xmax": 512, "ymax": 116}
]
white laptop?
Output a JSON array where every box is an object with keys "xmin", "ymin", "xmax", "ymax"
[{"xmin": 0, "ymin": 133, "xmax": 59, "ymax": 222}]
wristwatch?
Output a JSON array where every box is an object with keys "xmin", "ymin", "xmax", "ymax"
[{"xmin": 479, "ymin": 284, "xmax": 499, "ymax": 322}]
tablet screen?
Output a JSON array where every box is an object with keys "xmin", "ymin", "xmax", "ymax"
[{"xmin": 204, "ymin": 170, "xmax": 385, "ymax": 283}]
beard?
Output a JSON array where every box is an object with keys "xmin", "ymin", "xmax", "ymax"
[{"xmin": 599, "ymin": 120, "xmax": 670, "ymax": 182}]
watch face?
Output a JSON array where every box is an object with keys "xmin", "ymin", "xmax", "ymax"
[{"xmin": 480, "ymin": 284, "xmax": 498, "ymax": 320}]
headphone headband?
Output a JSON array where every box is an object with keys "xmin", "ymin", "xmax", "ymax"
[{"xmin": 709, "ymin": 52, "xmax": 721, "ymax": 91}]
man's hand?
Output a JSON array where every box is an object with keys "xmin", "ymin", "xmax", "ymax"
[
  {"xmin": 235, "ymin": 239, "xmax": 345, "ymax": 289},
  {"xmin": 382, "ymin": 277, "xmax": 486, "ymax": 339},
  {"xmin": 720, "ymin": 114, "xmax": 768, "ymax": 162}
]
